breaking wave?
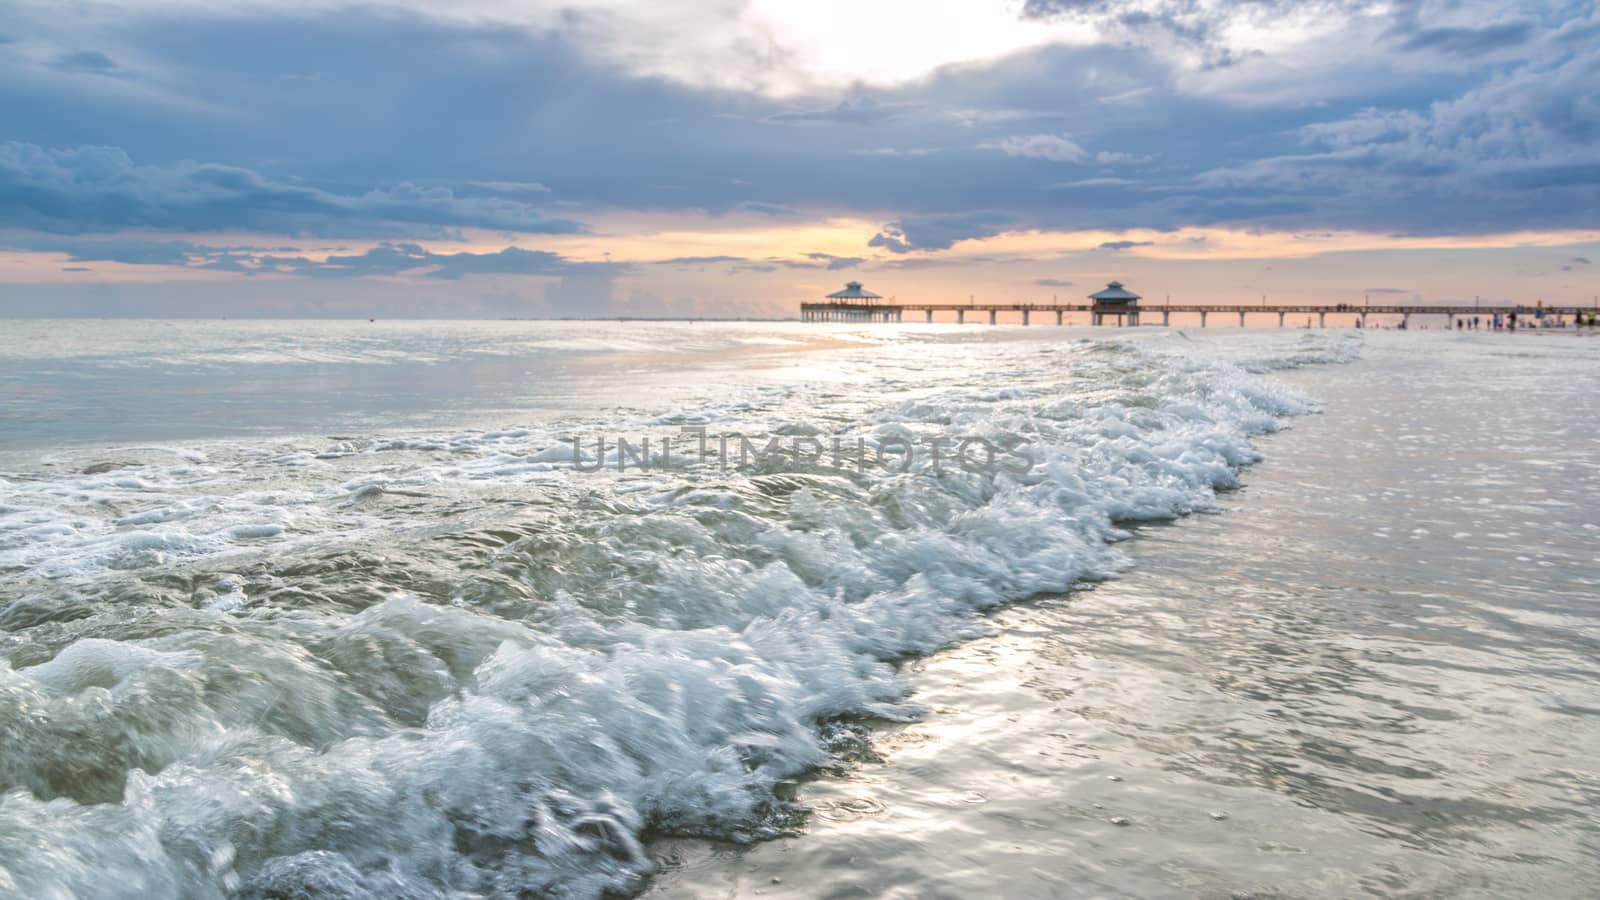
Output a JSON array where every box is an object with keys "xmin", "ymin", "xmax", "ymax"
[{"xmin": 0, "ymin": 330, "xmax": 1358, "ymax": 898}]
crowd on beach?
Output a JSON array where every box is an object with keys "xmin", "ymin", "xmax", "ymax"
[
  {"xmin": 1318, "ymin": 302, "xmax": 1599, "ymax": 331},
  {"xmin": 1455, "ymin": 308, "xmax": 1599, "ymax": 331}
]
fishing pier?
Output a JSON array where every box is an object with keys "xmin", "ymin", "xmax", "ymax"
[{"xmin": 800, "ymin": 282, "xmax": 1591, "ymax": 328}]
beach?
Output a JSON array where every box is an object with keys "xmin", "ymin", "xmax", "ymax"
[
  {"xmin": 647, "ymin": 332, "xmax": 1600, "ymax": 899},
  {"xmin": 1, "ymin": 323, "xmax": 1595, "ymax": 897}
]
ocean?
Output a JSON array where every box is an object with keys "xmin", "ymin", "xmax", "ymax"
[{"xmin": 1, "ymin": 321, "xmax": 1595, "ymax": 898}]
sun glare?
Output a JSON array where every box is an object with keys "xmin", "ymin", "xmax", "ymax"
[{"xmin": 745, "ymin": 0, "xmax": 1080, "ymax": 86}]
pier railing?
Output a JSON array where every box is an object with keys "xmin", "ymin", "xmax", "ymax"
[{"xmin": 800, "ymin": 301, "xmax": 1591, "ymax": 327}]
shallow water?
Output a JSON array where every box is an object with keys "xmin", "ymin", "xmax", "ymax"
[
  {"xmin": 648, "ymin": 333, "xmax": 1600, "ymax": 899},
  {"xmin": 0, "ymin": 322, "xmax": 1594, "ymax": 898}
]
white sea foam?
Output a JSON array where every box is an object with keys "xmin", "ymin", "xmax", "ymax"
[{"xmin": 0, "ymin": 331, "xmax": 1356, "ymax": 898}]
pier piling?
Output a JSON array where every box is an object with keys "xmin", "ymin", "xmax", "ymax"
[{"xmin": 800, "ymin": 296, "xmax": 1588, "ymax": 329}]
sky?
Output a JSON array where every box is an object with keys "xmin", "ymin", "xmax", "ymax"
[{"xmin": 1, "ymin": 0, "xmax": 1597, "ymax": 318}]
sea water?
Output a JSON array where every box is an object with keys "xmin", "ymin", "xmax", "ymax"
[
  {"xmin": 0, "ymin": 321, "xmax": 1593, "ymax": 898},
  {"xmin": 647, "ymin": 331, "xmax": 1600, "ymax": 899}
]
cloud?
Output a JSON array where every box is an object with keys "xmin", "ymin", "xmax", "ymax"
[
  {"xmin": 648, "ymin": 253, "xmax": 855, "ymax": 273},
  {"xmin": 9, "ymin": 6, "xmax": 1579, "ymax": 245},
  {"xmin": 1363, "ymin": 287, "xmax": 1409, "ymax": 294},
  {"xmin": 1034, "ymin": 277, "xmax": 1074, "ymax": 287},
  {"xmin": 61, "ymin": 266, "xmax": 92, "ymax": 272},
  {"xmin": 0, "ymin": 142, "xmax": 587, "ymax": 237},
  {"xmin": 737, "ymin": 201, "xmax": 798, "ymax": 216},
  {"xmin": 0, "ymin": 18, "xmax": 1182, "ymax": 236},
  {"xmin": 1194, "ymin": 40, "xmax": 1600, "ymax": 232},
  {"xmin": 868, "ymin": 229, "xmax": 912, "ymax": 253},
  {"xmin": 850, "ymin": 147, "xmax": 936, "ymax": 157},
  {"xmin": 47, "ymin": 239, "xmax": 207, "ymax": 266},
  {"xmin": 1018, "ymin": 0, "xmax": 1511, "ymax": 57},
  {"xmin": 0, "ymin": 0, "xmax": 1595, "ymax": 315},
  {"xmin": 1016, "ymin": 0, "xmax": 1378, "ymax": 58},
  {"xmin": 1095, "ymin": 151, "xmax": 1154, "ymax": 164},
  {"xmin": 3, "ymin": 238, "xmax": 379, "ymax": 275},
  {"xmin": 299, "ymin": 244, "xmax": 623, "ymax": 280},
  {"xmin": 1052, "ymin": 177, "xmax": 1138, "ymax": 188},
  {"xmin": 766, "ymin": 98, "xmax": 924, "ymax": 125},
  {"xmin": 544, "ymin": 269, "xmax": 620, "ymax": 317},
  {"xmin": 656, "ymin": 255, "xmax": 747, "ymax": 266},
  {"xmin": 869, "ymin": 213, "xmax": 1019, "ymax": 253},
  {"xmin": 1098, "ymin": 240, "xmax": 1153, "ymax": 250},
  {"xmin": 466, "ymin": 180, "xmax": 550, "ymax": 194},
  {"xmin": 4, "ymin": 236, "xmax": 617, "ymax": 281},
  {"xmin": 16, "ymin": 0, "xmax": 1530, "ymax": 104},
  {"xmin": 425, "ymin": 247, "xmax": 580, "ymax": 280},
  {"xmin": 1013, "ymin": 0, "xmax": 1585, "ymax": 113},
  {"xmin": 1571, "ymin": 256, "xmax": 1591, "ymax": 265},
  {"xmin": 873, "ymin": 253, "xmax": 1009, "ymax": 270},
  {"xmin": 1395, "ymin": 21, "xmax": 1536, "ymax": 55},
  {"xmin": 978, "ymin": 133, "xmax": 1087, "ymax": 163},
  {"xmin": 805, "ymin": 252, "xmax": 864, "ymax": 270},
  {"xmin": 1020, "ymin": 0, "xmax": 1209, "ymax": 37},
  {"xmin": 49, "ymin": 51, "xmax": 121, "ymax": 75}
]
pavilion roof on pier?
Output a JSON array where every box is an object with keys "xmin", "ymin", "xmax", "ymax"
[
  {"xmin": 1088, "ymin": 281, "xmax": 1140, "ymax": 304},
  {"xmin": 826, "ymin": 281, "xmax": 882, "ymax": 301}
]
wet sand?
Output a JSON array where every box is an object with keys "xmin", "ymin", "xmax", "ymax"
[{"xmin": 645, "ymin": 333, "xmax": 1600, "ymax": 899}]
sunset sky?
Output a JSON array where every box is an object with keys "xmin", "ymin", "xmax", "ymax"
[{"xmin": 2, "ymin": 0, "xmax": 1597, "ymax": 318}]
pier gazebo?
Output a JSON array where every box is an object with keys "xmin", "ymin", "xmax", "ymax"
[
  {"xmin": 1089, "ymin": 281, "xmax": 1141, "ymax": 326},
  {"xmin": 802, "ymin": 281, "xmax": 902, "ymax": 322},
  {"xmin": 794, "ymin": 282, "xmax": 1586, "ymax": 329}
]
